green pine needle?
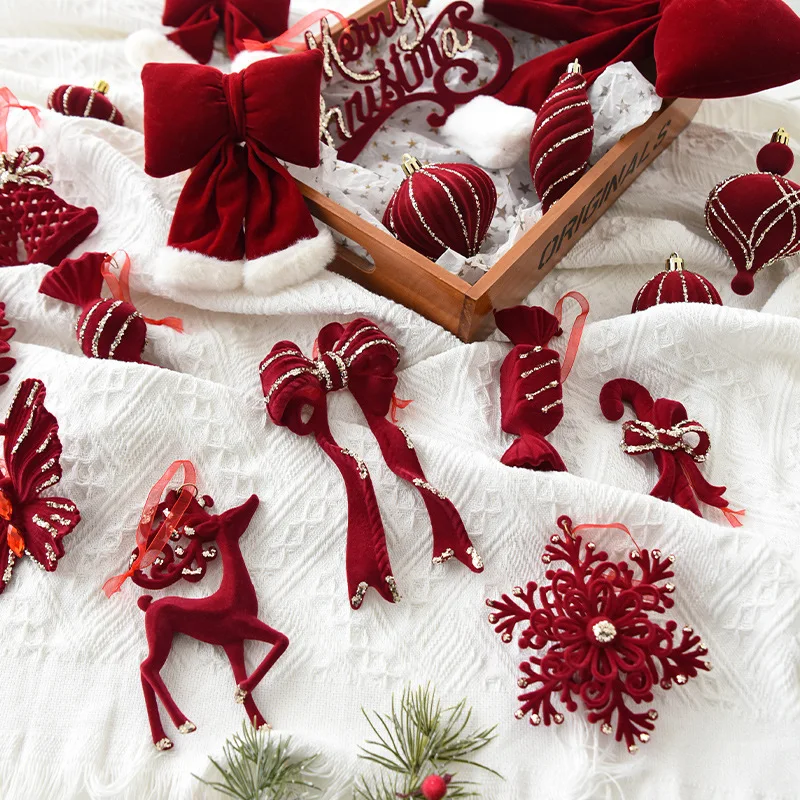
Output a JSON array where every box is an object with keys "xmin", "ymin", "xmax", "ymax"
[
  {"xmin": 355, "ymin": 685, "xmax": 501, "ymax": 800},
  {"xmin": 194, "ymin": 721, "xmax": 321, "ymax": 800}
]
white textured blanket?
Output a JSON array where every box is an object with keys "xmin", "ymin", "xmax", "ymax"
[{"xmin": 1, "ymin": 2, "xmax": 799, "ymax": 799}]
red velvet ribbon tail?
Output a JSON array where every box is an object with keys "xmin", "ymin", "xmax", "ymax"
[
  {"xmin": 553, "ymin": 291, "xmax": 590, "ymax": 383},
  {"xmin": 0, "ymin": 87, "xmax": 41, "ymax": 152},
  {"xmin": 102, "ymin": 460, "xmax": 198, "ymax": 596},
  {"xmin": 243, "ymin": 9, "xmax": 349, "ymax": 52},
  {"xmin": 314, "ymin": 424, "xmax": 396, "ymax": 608}
]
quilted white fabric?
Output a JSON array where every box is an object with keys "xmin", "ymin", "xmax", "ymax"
[{"xmin": 1, "ymin": 2, "xmax": 800, "ymax": 799}]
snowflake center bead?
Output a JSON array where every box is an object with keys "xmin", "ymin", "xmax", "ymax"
[{"xmin": 589, "ymin": 618, "xmax": 617, "ymax": 644}]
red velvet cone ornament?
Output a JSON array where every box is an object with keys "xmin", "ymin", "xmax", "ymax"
[
  {"xmin": 383, "ymin": 154, "xmax": 497, "ymax": 260},
  {"xmin": 705, "ymin": 128, "xmax": 800, "ymax": 295},
  {"xmin": 632, "ymin": 253, "xmax": 722, "ymax": 312},
  {"xmin": 487, "ymin": 516, "xmax": 712, "ymax": 753},
  {"xmin": 529, "ymin": 60, "xmax": 593, "ymax": 212},
  {"xmin": 0, "ymin": 303, "xmax": 16, "ymax": 386},
  {"xmin": 38, "ymin": 251, "xmax": 183, "ymax": 363},
  {"xmin": 47, "ymin": 80, "xmax": 124, "ymax": 126}
]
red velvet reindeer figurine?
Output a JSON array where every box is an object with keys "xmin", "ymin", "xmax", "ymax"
[{"xmin": 104, "ymin": 463, "xmax": 288, "ymax": 750}]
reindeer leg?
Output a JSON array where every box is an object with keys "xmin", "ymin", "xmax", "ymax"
[
  {"xmin": 141, "ymin": 672, "xmax": 173, "ymax": 751},
  {"xmin": 231, "ymin": 620, "xmax": 289, "ymax": 705},
  {"xmin": 222, "ymin": 642, "xmax": 269, "ymax": 729}
]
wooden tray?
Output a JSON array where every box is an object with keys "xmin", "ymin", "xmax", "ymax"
[{"xmin": 299, "ymin": 0, "xmax": 702, "ymax": 342}]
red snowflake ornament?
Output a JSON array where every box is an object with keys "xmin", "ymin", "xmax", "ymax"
[{"xmin": 487, "ymin": 516, "xmax": 711, "ymax": 753}]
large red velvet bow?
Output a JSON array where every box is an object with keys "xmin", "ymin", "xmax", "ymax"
[
  {"xmin": 142, "ymin": 51, "xmax": 322, "ymax": 263},
  {"xmin": 484, "ymin": 0, "xmax": 800, "ymax": 111},
  {"xmin": 163, "ymin": 0, "xmax": 290, "ymax": 63},
  {"xmin": 260, "ymin": 318, "xmax": 482, "ymax": 610},
  {"xmin": 600, "ymin": 378, "xmax": 743, "ymax": 526}
]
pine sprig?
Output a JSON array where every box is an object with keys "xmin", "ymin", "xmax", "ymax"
[
  {"xmin": 194, "ymin": 721, "xmax": 321, "ymax": 800},
  {"xmin": 356, "ymin": 685, "xmax": 500, "ymax": 799}
]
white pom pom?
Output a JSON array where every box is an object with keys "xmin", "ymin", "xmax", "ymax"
[
  {"xmin": 231, "ymin": 49, "xmax": 280, "ymax": 73},
  {"xmin": 125, "ymin": 30, "xmax": 197, "ymax": 71}
]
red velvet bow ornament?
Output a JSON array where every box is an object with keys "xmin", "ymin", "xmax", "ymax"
[
  {"xmin": 632, "ymin": 253, "xmax": 722, "ymax": 312},
  {"xmin": 600, "ymin": 378, "xmax": 743, "ymax": 525},
  {"xmin": 39, "ymin": 251, "xmax": 182, "ymax": 363},
  {"xmin": 487, "ymin": 516, "xmax": 711, "ymax": 753},
  {"xmin": 163, "ymin": 0, "xmax": 290, "ymax": 63},
  {"xmin": 705, "ymin": 130, "xmax": 800, "ymax": 296},
  {"xmin": 494, "ymin": 292, "xmax": 589, "ymax": 471},
  {"xmin": 47, "ymin": 81, "xmax": 124, "ymax": 126},
  {"xmin": 260, "ymin": 317, "xmax": 482, "ymax": 610},
  {"xmin": 142, "ymin": 52, "xmax": 325, "ymax": 285},
  {"xmin": 529, "ymin": 61, "xmax": 593, "ymax": 212},
  {"xmin": 484, "ymin": 0, "xmax": 800, "ymax": 112},
  {"xmin": 0, "ymin": 379, "xmax": 81, "ymax": 594},
  {"xmin": 0, "ymin": 303, "xmax": 16, "ymax": 386}
]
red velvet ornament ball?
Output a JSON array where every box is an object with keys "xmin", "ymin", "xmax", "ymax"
[
  {"xmin": 705, "ymin": 127, "xmax": 800, "ymax": 295},
  {"xmin": 383, "ymin": 154, "xmax": 497, "ymax": 260},
  {"xmin": 632, "ymin": 253, "xmax": 722, "ymax": 312},
  {"xmin": 420, "ymin": 774, "xmax": 448, "ymax": 800},
  {"xmin": 47, "ymin": 80, "xmax": 124, "ymax": 126},
  {"xmin": 529, "ymin": 59, "xmax": 593, "ymax": 212}
]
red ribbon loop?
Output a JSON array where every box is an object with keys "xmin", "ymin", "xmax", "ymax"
[
  {"xmin": 102, "ymin": 460, "xmax": 198, "ymax": 597},
  {"xmin": 0, "ymin": 87, "xmax": 41, "ymax": 153},
  {"xmin": 243, "ymin": 8, "xmax": 348, "ymax": 52},
  {"xmin": 553, "ymin": 290, "xmax": 590, "ymax": 383}
]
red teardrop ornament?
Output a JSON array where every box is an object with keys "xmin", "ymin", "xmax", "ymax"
[
  {"xmin": 383, "ymin": 154, "xmax": 497, "ymax": 260},
  {"xmin": 632, "ymin": 253, "xmax": 722, "ymax": 312}
]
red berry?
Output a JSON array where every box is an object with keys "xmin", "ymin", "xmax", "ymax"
[{"xmin": 420, "ymin": 774, "xmax": 448, "ymax": 800}]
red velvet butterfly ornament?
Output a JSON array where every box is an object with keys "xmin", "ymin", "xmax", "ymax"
[{"xmin": 0, "ymin": 379, "xmax": 81, "ymax": 593}]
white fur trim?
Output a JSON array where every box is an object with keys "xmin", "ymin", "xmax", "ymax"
[
  {"xmin": 155, "ymin": 246, "xmax": 244, "ymax": 292},
  {"xmin": 243, "ymin": 228, "xmax": 336, "ymax": 295},
  {"xmin": 231, "ymin": 49, "xmax": 280, "ymax": 72},
  {"xmin": 125, "ymin": 30, "xmax": 197, "ymax": 71},
  {"xmin": 441, "ymin": 96, "xmax": 536, "ymax": 170}
]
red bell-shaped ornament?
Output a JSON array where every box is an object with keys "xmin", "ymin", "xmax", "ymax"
[
  {"xmin": 632, "ymin": 253, "xmax": 722, "ymax": 312},
  {"xmin": 383, "ymin": 154, "xmax": 497, "ymax": 260},
  {"xmin": 529, "ymin": 59, "xmax": 593, "ymax": 212},
  {"xmin": 47, "ymin": 80, "xmax": 124, "ymax": 126},
  {"xmin": 705, "ymin": 127, "xmax": 800, "ymax": 295}
]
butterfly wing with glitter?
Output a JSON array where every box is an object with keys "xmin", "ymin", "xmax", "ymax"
[{"xmin": 0, "ymin": 379, "xmax": 80, "ymax": 586}]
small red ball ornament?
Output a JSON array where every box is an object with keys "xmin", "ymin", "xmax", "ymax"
[
  {"xmin": 47, "ymin": 80, "xmax": 124, "ymax": 126},
  {"xmin": 529, "ymin": 59, "xmax": 593, "ymax": 212},
  {"xmin": 705, "ymin": 127, "xmax": 800, "ymax": 295},
  {"xmin": 383, "ymin": 154, "xmax": 497, "ymax": 260},
  {"xmin": 420, "ymin": 774, "xmax": 448, "ymax": 800},
  {"xmin": 631, "ymin": 253, "xmax": 722, "ymax": 312}
]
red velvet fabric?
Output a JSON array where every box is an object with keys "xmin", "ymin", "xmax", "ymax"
[
  {"xmin": 142, "ymin": 51, "xmax": 323, "ymax": 263},
  {"xmin": 136, "ymin": 495, "xmax": 290, "ymax": 748},
  {"xmin": 163, "ymin": 0, "xmax": 290, "ymax": 63},
  {"xmin": 487, "ymin": 515, "xmax": 710, "ymax": 752},
  {"xmin": 261, "ymin": 317, "xmax": 482, "ymax": 609},
  {"xmin": 47, "ymin": 85, "xmax": 124, "ymax": 126},
  {"xmin": 383, "ymin": 162, "xmax": 497, "ymax": 259},
  {"xmin": 705, "ymin": 140, "xmax": 800, "ymax": 296},
  {"xmin": 0, "ymin": 147, "xmax": 98, "ymax": 267},
  {"xmin": 0, "ymin": 302, "xmax": 15, "ymax": 386},
  {"xmin": 484, "ymin": 0, "xmax": 800, "ymax": 111},
  {"xmin": 494, "ymin": 305, "xmax": 567, "ymax": 471},
  {"xmin": 39, "ymin": 252, "xmax": 149, "ymax": 363},
  {"xmin": 0, "ymin": 379, "xmax": 81, "ymax": 593},
  {"xmin": 600, "ymin": 378, "xmax": 733, "ymax": 519},
  {"xmin": 631, "ymin": 264, "xmax": 722, "ymax": 312},
  {"xmin": 529, "ymin": 69, "xmax": 593, "ymax": 212}
]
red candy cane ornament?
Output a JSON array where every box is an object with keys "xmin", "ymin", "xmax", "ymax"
[
  {"xmin": 494, "ymin": 292, "xmax": 589, "ymax": 471},
  {"xmin": 487, "ymin": 516, "xmax": 712, "ymax": 753},
  {"xmin": 600, "ymin": 378, "xmax": 744, "ymax": 525}
]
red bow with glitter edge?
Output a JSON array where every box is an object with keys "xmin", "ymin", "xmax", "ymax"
[
  {"xmin": 600, "ymin": 378, "xmax": 744, "ymax": 526},
  {"xmin": 142, "ymin": 51, "xmax": 322, "ymax": 265},
  {"xmin": 260, "ymin": 317, "xmax": 482, "ymax": 610},
  {"xmin": 163, "ymin": 0, "xmax": 290, "ymax": 63}
]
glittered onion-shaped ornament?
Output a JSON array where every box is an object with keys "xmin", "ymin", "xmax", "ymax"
[
  {"xmin": 632, "ymin": 253, "xmax": 722, "ymax": 312},
  {"xmin": 47, "ymin": 80, "xmax": 124, "ymax": 126},
  {"xmin": 383, "ymin": 154, "xmax": 497, "ymax": 260},
  {"xmin": 705, "ymin": 127, "xmax": 800, "ymax": 295},
  {"xmin": 529, "ymin": 60, "xmax": 593, "ymax": 213}
]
